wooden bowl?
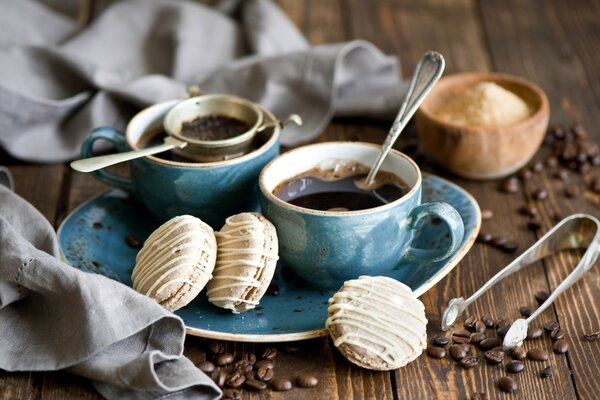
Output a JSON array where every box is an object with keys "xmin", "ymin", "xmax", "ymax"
[{"xmin": 416, "ymin": 72, "xmax": 549, "ymax": 179}]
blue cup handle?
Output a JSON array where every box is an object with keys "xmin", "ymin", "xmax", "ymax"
[
  {"xmin": 401, "ymin": 202, "xmax": 465, "ymax": 263},
  {"xmin": 81, "ymin": 127, "xmax": 134, "ymax": 192}
]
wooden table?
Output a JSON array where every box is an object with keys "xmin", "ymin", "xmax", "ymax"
[{"xmin": 2, "ymin": 1, "xmax": 599, "ymax": 399}]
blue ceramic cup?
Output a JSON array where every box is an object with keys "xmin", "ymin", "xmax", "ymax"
[
  {"xmin": 259, "ymin": 142, "xmax": 465, "ymax": 290},
  {"xmin": 81, "ymin": 99, "xmax": 280, "ymax": 228}
]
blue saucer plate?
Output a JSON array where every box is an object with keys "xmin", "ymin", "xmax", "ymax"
[{"xmin": 58, "ymin": 174, "xmax": 480, "ymax": 342}]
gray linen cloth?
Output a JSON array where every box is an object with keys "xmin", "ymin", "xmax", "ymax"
[
  {"xmin": 0, "ymin": 171, "xmax": 221, "ymax": 399},
  {"xmin": 0, "ymin": 0, "xmax": 405, "ymax": 162}
]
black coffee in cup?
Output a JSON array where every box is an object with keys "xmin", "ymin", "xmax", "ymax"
[{"xmin": 272, "ymin": 160, "xmax": 409, "ymax": 211}]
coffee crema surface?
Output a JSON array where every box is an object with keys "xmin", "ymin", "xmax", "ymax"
[{"xmin": 272, "ymin": 160, "xmax": 410, "ymax": 212}]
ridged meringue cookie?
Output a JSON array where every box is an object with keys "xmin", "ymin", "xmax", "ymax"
[
  {"xmin": 326, "ymin": 275, "xmax": 428, "ymax": 370},
  {"xmin": 131, "ymin": 215, "xmax": 217, "ymax": 311}
]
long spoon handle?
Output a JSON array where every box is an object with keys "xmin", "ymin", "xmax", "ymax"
[
  {"xmin": 70, "ymin": 137, "xmax": 187, "ymax": 173},
  {"xmin": 365, "ymin": 51, "xmax": 445, "ymax": 186}
]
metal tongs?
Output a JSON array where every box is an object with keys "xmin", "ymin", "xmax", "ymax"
[{"xmin": 441, "ymin": 213, "xmax": 600, "ymax": 349}]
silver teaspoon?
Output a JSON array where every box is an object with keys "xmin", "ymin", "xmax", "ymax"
[{"xmin": 360, "ymin": 51, "xmax": 444, "ymax": 190}]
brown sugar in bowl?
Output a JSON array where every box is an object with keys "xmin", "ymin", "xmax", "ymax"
[{"xmin": 415, "ymin": 72, "xmax": 549, "ymax": 179}]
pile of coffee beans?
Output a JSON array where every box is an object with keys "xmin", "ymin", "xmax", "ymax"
[
  {"xmin": 427, "ymin": 307, "xmax": 570, "ymax": 396},
  {"xmin": 198, "ymin": 341, "xmax": 319, "ymax": 399}
]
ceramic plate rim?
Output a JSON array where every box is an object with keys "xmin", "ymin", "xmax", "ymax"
[{"xmin": 57, "ymin": 173, "xmax": 481, "ymax": 342}]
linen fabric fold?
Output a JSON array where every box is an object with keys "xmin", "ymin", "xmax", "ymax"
[
  {"xmin": 0, "ymin": 0, "xmax": 405, "ymax": 162},
  {"xmin": 0, "ymin": 179, "xmax": 221, "ymax": 399}
]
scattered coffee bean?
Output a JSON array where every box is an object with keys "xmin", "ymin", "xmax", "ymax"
[
  {"xmin": 449, "ymin": 344, "xmax": 469, "ymax": 360},
  {"xmin": 460, "ymin": 356, "xmax": 479, "ymax": 369},
  {"xmin": 491, "ymin": 237, "xmax": 508, "ymax": 248},
  {"xmin": 535, "ymin": 291, "xmax": 550, "ymax": 305},
  {"xmin": 216, "ymin": 353, "xmax": 235, "ymax": 366},
  {"xmin": 257, "ymin": 366, "xmax": 274, "ymax": 382},
  {"xmin": 546, "ymin": 157, "xmax": 558, "ymax": 168},
  {"xmin": 540, "ymin": 366, "xmax": 553, "ymax": 379},
  {"xmin": 270, "ymin": 377, "xmax": 293, "ymax": 391},
  {"xmin": 245, "ymin": 379, "xmax": 267, "ymax": 391},
  {"xmin": 125, "ymin": 234, "xmax": 140, "ymax": 248},
  {"xmin": 296, "ymin": 374, "xmax": 319, "ymax": 388},
  {"xmin": 235, "ymin": 362, "xmax": 253, "ymax": 374},
  {"xmin": 520, "ymin": 203, "xmax": 538, "ymax": 217},
  {"xmin": 553, "ymin": 340, "xmax": 569, "ymax": 354},
  {"xmin": 215, "ymin": 369, "xmax": 228, "ymax": 388},
  {"xmin": 482, "ymin": 315, "xmax": 495, "ymax": 328},
  {"xmin": 266, "ymin": 283, "xmax": 280, "ymax": 296},
  {"xmin": 578, "ymin": 162, "xmax": 591, "ymax": 174},
  {"xmin": 245, "ymin": 371, "xmax": 255, "ymax": 381},
  {"xmin": 210, "ymin": 340, "xmax": 225, "ymax": 354},
  {"xmin": 533, "ymin": 189, "xmax": 548, "ymax": 201},
  {"xmin": 497, "ymin": 325, "xmax": 510, "ymax": 338},
  {"xmin": 470, "ymin": 332, "xmax": 486, "ymax": 344},
  {"xmin": 584, "ymin": 330, "xmax": 600, "ymax": 342},
  {"xmin": 527, "ymin": 348, "xmax": 549, "ymax": 361},
  {"xmin": 481, "ymin": 209, "xmax": 493, "ymax": 220},
  {"xmin": 464, "ymin": 315, "xmax": 478, "ymax": 330},
  {"xmin": 526, "ymin": 327, "xmax": 543, "ymax": 340},
  {"xmin": 565, "ymin": 184, "xmax": 579, "ymax": 198},
  {"xmin": 500, "ymin": 240, "xmax": 519, "ymax": 253},
  {"xmin": 242, "ymin": 353, "xmax": 256, "ymax": 364},
  {"xmin": 452, "ymin": 330, "xmax": 472, "ymax": 344},
  {"xmin": 532, "ymin": 161, "xmax": 544, "ymax": 172},
  {"xmin": 528, "ymin": 218, "xmax": 542, "ymax": 231},
  {"xmin": 483, "ymin": 350, "xmax": 504, "ymax": 365},
  {"xmin": 554, "ymin": 169, "xmax": 569, "ymax": 181},
  {"xmin": 223, "ymin": 388, "xmax": 242, "ymax": 400},
  {"xmin": 544, "ymin": 321, "xmax": 560, "ymax": 332},
  {"xmin": 427, "ymin": 346, "xmax": 446, "ymax": 359},
  {"xmin": 498, "ymin": 376, "xmax": 518, "ymax": 393},
  {"xmin": 476, "ymin": 231, "xmax": 493, "ymax": 243},
  {"xmin": 496, "ymin": 318, "xmax": 511, "ymax": 329},
  {"xmin": 518, "ymin": 168, "xmax": 533, "ymax": 180},
  {"xmin": 511, "ymin": 346, "xmax": 527, "ymax": 360},
  {"xmin": 254, "ymin": 360, "xmax": 274, "ymax": 370},
  {"xmin": 433, "ymin": 335, "xmax": 449, "ymax": 347},
  {"xmin": 519, "ymin": 306, "xmax": 533, "ymax": 317},
  {"xmin": 474, "ymin": 321, "xmax": 486, "ymax": 334},
  {"xmin": 226, "ymin": 371, "xmax": 246, "ymax": 388},
  {"xmin": 592, "ymin": 155, "xmax": 600, "ymax": 166},
  {"xmin": 506, "ymin": 360, "xmax": 525, "ymax": 373},
  {"xmin": 198, "ymin": 360, "xmax": 215, "ymax": 373},
  {"xmin": 550, "ymin": 327, "xmax": 565, "ymax": 341},
  {"xmin": 479, "ymin": 337, "xmax": 501, "ymax": 350},
  {"xmin": 261, "ymin": 347, "xmax": 278, "ymax": 360},
  {"xmin": 500, "ymin": 177, "xmax": 519, "ymax": 193}
]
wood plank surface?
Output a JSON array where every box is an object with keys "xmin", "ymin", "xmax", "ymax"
[{"xmin": 1, "ymin": 0, "xmax": 599, "ymax": 399}]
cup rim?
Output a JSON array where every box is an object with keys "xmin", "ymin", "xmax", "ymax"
[
  {"xmin": 258, "ymin": 141, "xmax": 422, "ymax": 216},
  {"xmin": 125, "ymin": 99, "xmax": 280, "ymax": 169}
]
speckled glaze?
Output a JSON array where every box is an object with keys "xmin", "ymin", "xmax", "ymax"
[
  {"xmin": 57, "ymin": 174, "xmax": 480, "ymax": 342},
  {"xmin": 259, "ymin": 142, "xmax": 465, "ymax": 290},
  {"xmin": 81, "ymin": 99, "xmax": 280, "ymax": 228}
]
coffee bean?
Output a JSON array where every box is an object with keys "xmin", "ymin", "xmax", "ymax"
[
  {"xmin": 483, "ymin": 350, "xmax": 504, "ymax": 365},
  {"xmin": 577, "ymin": 152, "xmax": 588, "ymax": 163},
  {"xmin": 491, "ymin": 237, "xmax": 507, "ymax": 248},
  {"xmin": 235, "ymin": 361, "xmax": 253, "ymax": 374},
  {"xmin": 242, "ymin": 352, "xmax": 256, "ymax": 364},
  {"xmin": 519, "ymin": 306, "xmax": 533, "ymax": 317},
  {"xmin": 270, "ymin": 377, "xmax": 293, "ymax": 392},
  {"xmin": 452, "ymin": 330, "xmax": 472, "ymax": 344},
  {"xmin": 261, "ymin": 347, "xmax": 278, "ymax": 360},
  {"xmin": 460, "ymin": 356, "xmax": 479, "ymax": 369},
  {"xmin": 216, "ymin": 353, "xmax": 234, "ymax": 366},
  {"xmin": 427, "ymin": 346, "xmax": 446, "ymax": 359},
  {"xmin": 473, "ymin": 321, "xmax": 486, "ymax": 334},
  {"xmin": 506, "ymin": 360, "xmax": 525, "ymax": 374},
  {"xmin": 482, "ymin": 315, "xmax": 495, "ymax": 328},
  {"xmin": 527, "ymin": 348, "xmax": 549, "ymax": 361},
  {"xmin": 584, "ymin": 330, "xmax": 600, "ymax": 341},
  {"xmin": 245, "ymin": 379, "xmax": 267, "ymax": 391},
  {"xmin": 532, "ymin": 161, "xmax": 544, "ymax": 172},
  {"xmin": 433, "ymin": 335, "xmax": 449, "ymax": 346},
  {"xmin": 511, "ymin": 346, "xmax": 527, "ymax": 360},
  {"xmin": 449, "ymin": 344, "xmax": 468, "ymax": 360},
  {"xmin": 526, "ymin": 327, "xmax": 543, "ymax": 340},
  {"xmin": 245, "ymin": 371, "xmax": 255, "ymax": 381},
  {"xmin": 215, "ymin": 369, "xmax": 228, "ymax": 388},
  {"xmin": 591, "ymin": 155, "xmax": 600, "ymax": 166},
  {"xmin": 562, "ymin": 142, "xmax": 578, "ymax": 161},
  {"xmin": 540, "ymin": 366, "xmax": 553, "ymax": 379},
  {"xmin": 546, "ymin": 157, "xmax": 558, "ymax": 168},
  {"xmin": 481, "ymin": 209, "xmax": 493, "ymax": 220},
  {"xmin": 565, "ymin": 184, "xmax": 579, "ymax": 198},
  {"xmin": 501, "ymin": 240, "xmax": 519, "ymax": 253},
  {"xmin": 497, "ymin": 325, "xmax": 510, "ymax": 338},
  {"xmin": 476, "ymin": 231, "xmax": 493, "ymax": 244},
  {"xmin": 257, "ymin": 366, "xmax": 274, "ymax": 381},
  {"xmin": 520, "ymin": 203, "xmax": 538, "ymax": 217},
  {"xmin": 479, "ymin": 337, "xmax": 501, "ymax": 350},
  {"xmin": 578, "ymin": 162, "xmax": 591, "ymax": 174},
  {"xmin": 553, "ymin": 125, "xmax": 566, "ymax": 139},
  {"xmin": 544, "ymin": 321, "xmax": 560, "ymax": 332},
  {"xmin": 296, "ymin": 374, "xmax": 319, "ymax": 388},
  {"xmin": 464, "ymin": 315, "xmax": 477, "ymax": 330},
  {"xmin": 198, "ymin": 360, "xmax": 215, "ymax": 373},
  {"xmin": 528, "ymin": 218, "xmax": 542, "ymax": 231},
  {"xmin": 533, "ymin": 189, "xmax": 548, "ymax": 201},
  {"xmin": 470, "ymin": 332, "xmax": 486, "ymax": 344},
  {"xmin": 518, "ymin": 168, "xmax": 533, "ymax": 180},
  {"xmin": 496, "ymin": 318, "xmax": 511, "ymax": 329},
  {"xmin": 254, "ymin": 360, "xmax": 274, "ymax": 370},
  {"xmin": 500, "ymin": 177, "xmax": 519, "ymax": 193},
  {"xmin": 125, "ymin": 234, "xmax": 141, "ymax": 248},
  {"xmin": 210, "ymin": 340, "xmax": 225, "ymax": 354},
  {"xmin": 266, "ymin": 283, "xmax": 280, "ymax": 296},
  {"xmin": 553, "ymin": 340, "xmax": 568, "ymax": 354},
  {"xmin": 498, "ymin": 376, "xmax": 518, "ymax": 393},
  {"xmin": 535, "ymin": 291, "xmax": 550, "ymax": 305},
  {"xmin": 223, "ymin": 388, "xmax": 242, "ymax": 400},
  {"xmin": 226, "ymin": 371, "xmax": 246, "ymax": 388},
  {"xmin": 551, "ymin": 327, "xmax": 565, "ymax": 340}
]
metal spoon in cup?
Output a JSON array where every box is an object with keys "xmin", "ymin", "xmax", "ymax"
[{"xmin": 356, "ymin": 51, "xmax": 445, "ymax": 196}]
